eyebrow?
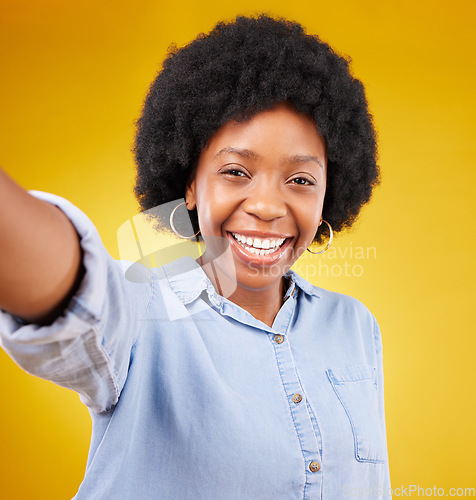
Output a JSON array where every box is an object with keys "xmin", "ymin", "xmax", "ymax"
[
  {"xmin": 289, "ymin": 154, "xmax": 325, "ymax": 170},
  {"xmin": 213, "ymin": 147, "xmax": 259, "ymax": 160},
  {"xmin": 213, "ymin": 148, "xmax": 325, "ymax": 169}
]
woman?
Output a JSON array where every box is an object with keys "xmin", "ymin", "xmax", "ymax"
[{"xmin": 0, "ymin": 15, "xmax": 390, "ymax": 499}]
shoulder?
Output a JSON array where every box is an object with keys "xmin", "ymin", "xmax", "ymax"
[
  {"xmin": 290, "ymin": 271, "xmax": 383, "ymax": 367},
  {"xmin": 289, "ymin": 269, "xmax": 377, "ymax": 332}
]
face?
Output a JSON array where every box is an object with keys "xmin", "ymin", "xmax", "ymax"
[{"xmin": 185, "ymin": 103, "xmax": 327, "ymax": 294}]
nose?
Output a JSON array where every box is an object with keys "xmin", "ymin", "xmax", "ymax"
[{"xmin": 241, "ymin": 182, "xmax": 287, "ymax": 221}]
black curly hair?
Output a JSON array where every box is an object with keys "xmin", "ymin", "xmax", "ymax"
[{"xmin": 134, "ymin": 14, "xmax": 379, "ymax": 243}]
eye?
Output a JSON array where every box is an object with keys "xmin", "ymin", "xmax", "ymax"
[
  {"xmin": 225, "ymin": 169, "xmax": 246, "ymax": 176},
  {"xmin": 290, "ymin": 177, "xmax": 314, "ymax": 186},
  {"xmin": 221, "ymin": 167, "xmax": 248, "ymax": 178}
]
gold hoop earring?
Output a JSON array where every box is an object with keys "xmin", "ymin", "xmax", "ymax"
[
  {"xmin": 169, "ymin": 202, "xmax": 200, "ymax": 239},
  {"xmin": 306, "ymin": 220, "xmax": 333, "ymax": 254}
]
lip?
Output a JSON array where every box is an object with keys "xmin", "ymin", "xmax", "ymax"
[
  {"xmin": 226, "ymin": 231, "xmax": 293, "ymax": 267},
  {"xmin": 228, "ymin": 230, "xmax": 293, "ymax": 239}
]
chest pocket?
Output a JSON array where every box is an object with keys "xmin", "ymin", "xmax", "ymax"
[{"xmin": 326, "ymin": 364, "xmax": 386, "ymax": 464}]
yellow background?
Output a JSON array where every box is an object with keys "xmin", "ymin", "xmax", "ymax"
[{"xmin": 1, "ymin": 0, "xmax": 475, "ymax": 498}]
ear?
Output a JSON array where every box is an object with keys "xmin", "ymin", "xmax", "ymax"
[{"xmin": 185, "ymin": 175, "xmax": 196, "ymax": 211}]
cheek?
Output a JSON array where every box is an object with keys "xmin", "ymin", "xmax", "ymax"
[
  {"xmin": 298, "ymin": 198, "xmax": 324, "ymax": 234},
  {"xmin": 195, "ymin": 183, "xmax": 228, "ymax": 233}
]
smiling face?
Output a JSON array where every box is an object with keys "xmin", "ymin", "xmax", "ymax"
[{"xmin": 185, "ymin": 103, "xmax": 327, "ymax": 296}]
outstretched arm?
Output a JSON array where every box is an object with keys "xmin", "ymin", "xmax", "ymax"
[{"xmin": 0, "ymin": 168, "xmax": 83, "ymax": 324}]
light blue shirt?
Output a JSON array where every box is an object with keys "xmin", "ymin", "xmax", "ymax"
[{"xmin": 0, "ymin": 192, "xmax": 391, "ymax": 499}]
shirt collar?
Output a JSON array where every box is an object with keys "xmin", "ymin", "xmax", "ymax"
[
  {"xmin": 283, "ymin": 267, "xmax": 321, "ymax": 299},
  {"xmin": 163, "ymin": 256, "xmax": 320, "ymax": 305}
]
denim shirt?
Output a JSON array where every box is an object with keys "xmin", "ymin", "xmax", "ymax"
[{"xmin": 0, "ymin": 192, "xmax": 391, "ymax": 500}]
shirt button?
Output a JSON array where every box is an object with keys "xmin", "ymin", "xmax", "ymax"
[
  {"xmin": 292, "ymin": 393, "xmax": 303, "ymax": 404},
  {"xmin": 274, "ymin": 334, "xmax": 284, "ymax": 344},
  {"xmin": 309, "ymin": 461, "xmax": 320, "ymax": 473}
]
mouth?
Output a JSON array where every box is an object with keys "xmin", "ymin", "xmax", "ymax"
[
  {"xmin": 226, "ymin": 231, "xmax": 293, "ymax": 265},
  {"xmin": 231, "ymin": 232, "xmax": 288, "ymax": 255}
]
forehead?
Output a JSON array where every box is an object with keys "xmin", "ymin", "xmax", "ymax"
[{"xmin": 200, "ymin": 104, "xmax": 327, "ymax": 164}]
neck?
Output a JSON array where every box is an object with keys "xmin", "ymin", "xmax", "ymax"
[{"xmin": 198, "ymin": 255, "xmax": 287, "ymax": 328}]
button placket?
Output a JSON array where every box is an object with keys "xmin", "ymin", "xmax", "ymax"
[{"xmin": 269, "ymin": 331, "xmax": 322, "ymax": 496}]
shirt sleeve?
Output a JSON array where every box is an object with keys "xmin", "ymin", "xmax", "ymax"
[
  {"xmin": 0, "ymin": 191, "xmax": 153, "ymax": 414},
  {"xmin": 373, "ymin": 317, "xmax": 392, "ymax": 498}
]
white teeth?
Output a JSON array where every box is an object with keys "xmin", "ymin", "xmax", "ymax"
[{"xmin": 232, "ymin": 233, "xmax": 288, "ymax": 255}]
